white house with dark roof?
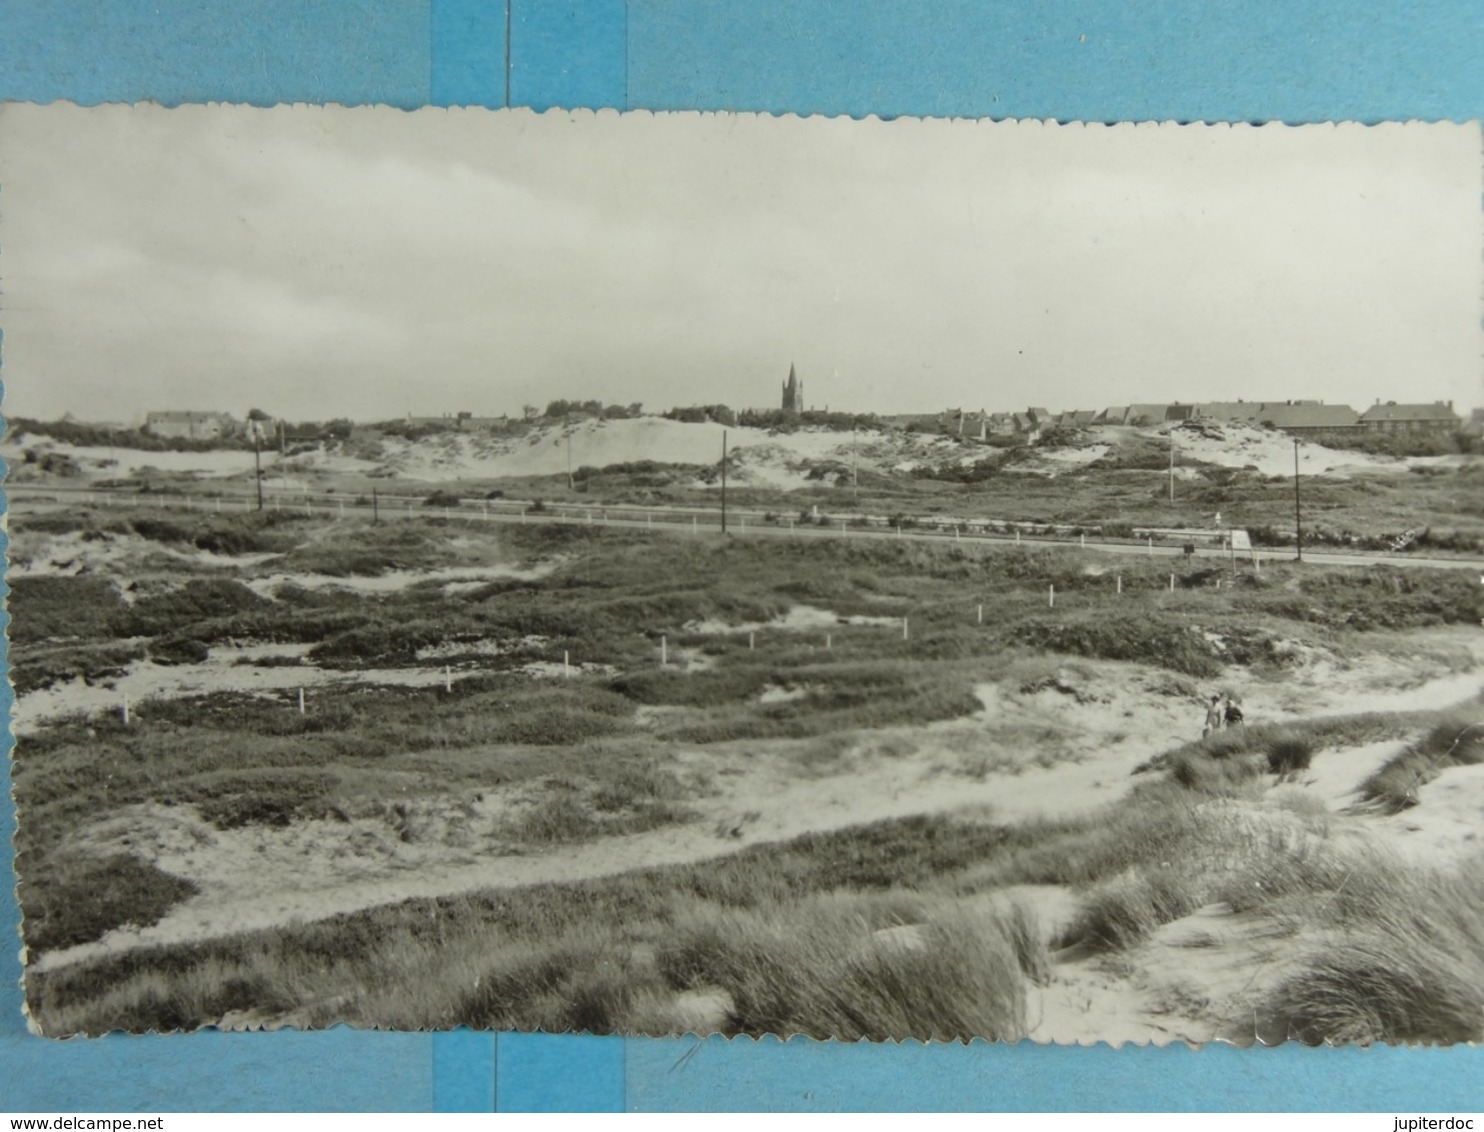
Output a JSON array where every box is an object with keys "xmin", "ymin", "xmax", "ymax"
[
  {"xmin": 1358, "ymin": 401, "xmax": 1460, "ymax": 434},
  {"xmin": 144, "ymin": 410, "xmax": 240, "ymax": 440}
]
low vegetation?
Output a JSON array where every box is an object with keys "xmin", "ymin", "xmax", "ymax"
[
  {"xmin": 12, "ymin": 501, "xmax": 1484, "ymax": 1045},
  {"xmin": 1358, "ymin": 713, "xmax": 1484, "ymax": 813}
]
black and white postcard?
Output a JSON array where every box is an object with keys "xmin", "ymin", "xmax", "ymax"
[{"xmin": 3, "ymin": 104, "xmax": 1481, "ymax": 1044}]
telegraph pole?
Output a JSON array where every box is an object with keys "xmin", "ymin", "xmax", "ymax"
[
  {"xmin": 251, "ymin": 421, "xmax": 264, "ymax": 511},
  {"xmin": 721, "ymin": 429, "xmax": 729, "ymax": 534},
  {"xmin": 1293, "ymin": 438, "xmax": 1303, "ymax": 562},
  {"xmin": 1168, "ymin": 429, "xmax": 1175, "ymax": 505},
  {"xmin": 852, "ymin": 426, "xmax": 859, "ymax": 497},
  {"xmin": 566, "ymin": 435, "xmax": 573, "ymax": 491}
]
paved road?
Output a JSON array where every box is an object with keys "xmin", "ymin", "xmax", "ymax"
[{"xmin": 7, "ymin": 483, "xmax": 1480, "ymax": 573}]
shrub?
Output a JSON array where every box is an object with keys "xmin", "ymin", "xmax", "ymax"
[
  {"xmin": 1015, "ymin": 614, "xmax": 1224, "ymax": 678},
  {"xmin": 123, "ymin": 579, "xmax": 267, "ymax": 637},
  {"xmin": 148, "ymin": 636, "xmax": 211, "ymax": 666},
  {"xmin": 22, "ymin": 855, "xmax": 198, "ymax": 952},
  {"xmin": 1061, "ymin": 867, "xmax": 1202, "ymax": 952},
  {"xmin": 11, "ymin": 643, "xmax": 146, "ymax": 695},
  {"xmin": 1359, "ymin": 714, "xmax": 1484, "ymax": 813},
  {"xmin": 1259, "ymin": 862, "xmax": 1484, "ymax": 1045},
  {"xmin": 1266, "ymin": 733, "xmax": 1315, "ymax": 776},
  {"xmin": 9, "ymin": 576, "xmax": 126, "ymax": 645}
]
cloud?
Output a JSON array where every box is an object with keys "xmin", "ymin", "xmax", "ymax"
[{"xmin": 0, "ymin": 106, "xmax": 1477, "ymax": 421}]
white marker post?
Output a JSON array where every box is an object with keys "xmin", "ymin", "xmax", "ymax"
[
  {"xmin": 826, "ymin": 633, "xmax": 832, "ymax": 650},
  {"xmin": 902, "ymin": 617, "xmax": 909, "ymax": 640},
  {"xmin": 444, "ymin": 665, "xmax": 452, "ymax": 693},
  {"xmin": 297, "ymin": 688, "xmax": 306, "ymax": 716},
  {"xmin": 1015, "ymin": 529, "xmax": 1021, "ymax": 544},
  {"xmin": 749, "ymin": 631, "xmax": 755, "ymax": 651},
  {"xmin": 563, "ymin": 650, "xmax": 571, "ymax": 678},
  {"xmin": 121, "ymin": 695, "xmax": 131, "ymax": 727},
  {"xmin": 692, "ymin": 516, "xmax": 698, "ymax": 534},
  {"xmin": 1049, "ymin": 584, "xmax": 1055, "ymax": 608},
  {"xmin": 1169, "ymin": 574, "xmax": 1176, "ymax": 593},
  {"xmin": 1148, "ymin": 536, "xmax": 1154, "ymax": 556},
  {"xmin": 1080, "ymin": 533, "xmax": 1085, "ymax": 547},
  {"xmin": 977, "ymin": 603, "xmax": 983, "ymax": 624},
  {"xmin": 1116, "ymin": 576, "xmax": 1123, "ymax": 595},
  {"xmin": 660, "ymin": 635, "xmax": 668, "ymax": 666}
]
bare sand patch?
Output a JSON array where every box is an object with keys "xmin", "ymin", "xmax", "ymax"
[
  {"xmin": 242, "ymin": 561, "xmax": 555, "ymax": 597},
  {"xmin": 684, "ymin": 604, "xmax": 899, "ymax": 635},
  {"xmin": 12, "ymin": 647, "xmax": 481, "ymax": 732}
]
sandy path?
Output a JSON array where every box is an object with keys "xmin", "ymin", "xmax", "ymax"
[{"xmin": 28, "ymin": 639, "xmax": 1483, "ymax": 977}]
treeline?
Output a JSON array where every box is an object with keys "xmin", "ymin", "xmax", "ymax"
[
  {"xmin": 1297, "ymin": 429, "xmax": 1478, "ymax": 459},
  {"xmin": 541, "ymin": 400, "xmax": 644, "ymax": 420},
  {"xmin": 662, "ymin": 406, "xmax": 884, "ymax": 432},
  {"xmin": 6, "ymin": 418, "xmax": 250, "ymax": 452}
]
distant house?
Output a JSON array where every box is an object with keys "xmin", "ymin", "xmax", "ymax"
[
  {"xmin": 885, "ymin": 413, "xmax": 946, "ymax": 432},
  {"xmin": 1253, "ymin": 402, "xmax": 1360, "ymax": 437},
  {"xmin": 1025, "ymin": 407, "xmax": 1053, "ymax": 429},
  {"xmin": 1012, "ymin": 412, "xmax": 1041, "ymax": 442},
  {"xmin": 1096, "ymin": 406, "xmax": 1131, "ymax": 425},
  {"xmin": 1125, "ymin": 403, "xmax": 1173, "ymax": 427},
  {"xmin": 144, "ymin": 410, "xmax": 239, "ymax": 440},
  {"xmin": 986, "ymin": 412, "xmax": 1017, "ymax": 436},
  {"xmin": 951, "ymin": 409, "xmax": 991, "ymax": 439},
  {"xmin": 1358, "ymin": 401, "xmax": 1461, "ymax": 435},
  {"xmin": 1057, "ymin": 410, "xmax": 1097, "ymax": 429},
  {"xmin": 1466, "ymin": 408, "xmax": 1484, "ymax": 439},
  {"xmin": 405, "ymin": 411, "xmax": 508, "ymax": 432},
  {"xmin": 1189, "ymin": 402, "xmax": 1266, "ymax": 425}
]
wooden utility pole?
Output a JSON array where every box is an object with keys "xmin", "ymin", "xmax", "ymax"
[
  {"xmin": 1168, "ymin": 430, "xmax": 1175, "ymax": 505},
  {"xmin": 1294, "ymin": 439, "xmax": 1303, "ymax": 562},
  {"xmin": 721, "ymin": 430, "xmax": 728, "ymax": 534},
  {"xmin": 852, "ymin": 427, "xmax": 859, "ymax": 497},
  {"xmin": 251, "ymin": 422, "xmax": 264, "ymax": 511}
]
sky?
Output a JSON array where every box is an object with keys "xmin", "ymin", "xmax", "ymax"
[{"xmin": 0, "ymin": 104, "xmax": 1479, "ymax": 423}]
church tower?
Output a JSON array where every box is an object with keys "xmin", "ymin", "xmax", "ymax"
[{"xmin": 782, "ymin": 363, "xmax": 804, "ymax": 413}]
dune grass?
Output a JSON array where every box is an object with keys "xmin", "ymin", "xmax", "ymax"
[
  {"xmin": 14, "ymin": 506, "xmax": 1484, "ymax": 1043},
  {"xmin": 26, "ymin": 814, "xmax": 1039, "ymax": 1038},
  {"xmin": 20, "ymin": 854, "xmax": 199, "ymax": 953},
  {"xmin": 1358, "ymin": 711, "xmax": 1484, "ymax": 813},
  {"xmin": 1265, "ymin": 862, "xmax": 1484, "ymax": 1046}
]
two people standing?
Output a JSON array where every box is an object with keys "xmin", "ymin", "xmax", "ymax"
[{"xmin": 1203, "ymin": 692, "xmax": 1244, "ymax": 737}]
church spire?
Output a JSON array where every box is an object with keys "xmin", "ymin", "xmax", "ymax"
[{"xmin": 782, "ymin": 362, "xmax": 803, "ymax": 413}]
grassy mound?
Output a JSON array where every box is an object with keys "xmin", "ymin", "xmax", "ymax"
[
  {"xmin": 1358, "ymin": 712, "xmax": 1484, "ymax": 813},
  {"xmin": 21, "ymin": 855, "xmax": 198, "ymax": 952}
]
